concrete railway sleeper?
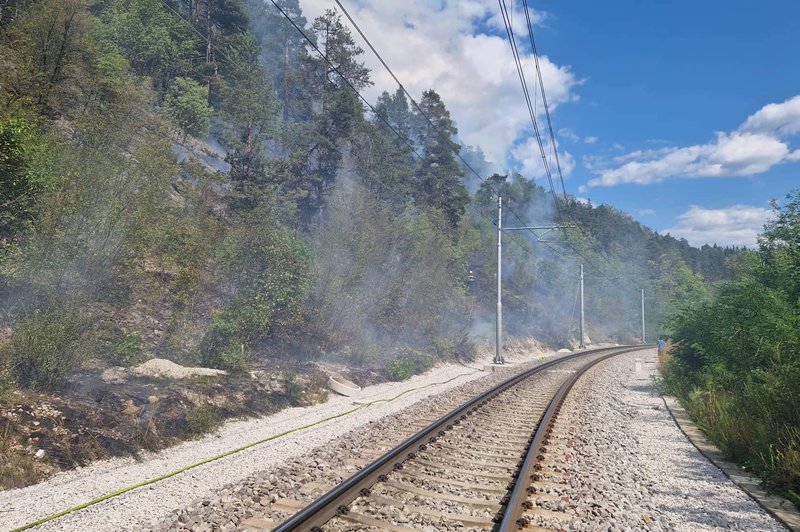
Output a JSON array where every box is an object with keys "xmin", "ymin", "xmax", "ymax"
[{"xmin": 273, "ymin": 345, "xmax": 647, "ymax": 531}]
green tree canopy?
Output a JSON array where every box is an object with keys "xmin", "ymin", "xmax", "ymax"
[{"xmin": 164, "ymin": 77, "xmax": 212, "ymax": 139}]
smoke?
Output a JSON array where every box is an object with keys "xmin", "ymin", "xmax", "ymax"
[{"xmin": 308, "ymin": 172, "xmax": 473, "ymax": 363}]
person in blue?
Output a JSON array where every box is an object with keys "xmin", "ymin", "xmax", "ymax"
[{"xmin": 657, "ymin": 338, "xmax": 666, "ymax": 355}]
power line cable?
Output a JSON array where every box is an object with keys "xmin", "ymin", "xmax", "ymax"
[
  {"xmin": 157, "ymin": 0, "xmax": 540, "ymax": 277},
  {"xmin": 494, "ymin": 1, "xmax": 629, "ymax": 288},
  {"xmin": 496, "ymin": 0, "xmax": 559, "ymax": 206},
  {"xmin": 163, "ymin": 0, "xmax": 632, "ymax": 297},
  {"xmin": 520, "ymin": 0, "xmax": 567, "ymax": 199},
  {"xmin": 332, "ymin": 0, "xmax": 573, "ymax": 256},
  {"xmin": 332, "ymin": 0, "xmax": 550, "ymax": 232}
]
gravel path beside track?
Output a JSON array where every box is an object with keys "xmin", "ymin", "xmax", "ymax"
[
  {"xmin": 6, "ymin": 347, "xmax": 777, "ymax": 531},
  {"xmin": 0, "ymin": 349, "xmax": 555, "ymax": 531},
  {"xmin": 154, "ymin": 356, "xmax": 580, "ymax": 531},
  {"xmin": 544, "ymin": 349, "xmax": 786, "ymax": 531}
]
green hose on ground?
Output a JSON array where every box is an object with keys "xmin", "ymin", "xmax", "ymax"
[{"xmin": 11, "ymin": 368, "xmax": 481, "ymax": 532}]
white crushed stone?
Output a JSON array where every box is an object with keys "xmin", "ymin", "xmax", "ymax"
[
  {"xmin": 566, "ymin": 349, "xmax": 785, "ymax": 531},
  {"xmin": 101, "ymin": 360, "xmax": 227, "ymax": 383},
  {"xmin": 133, "ymin": 359, "xmax": 227, "ymax": 379},
  {"xmin": 0, "ymin": 349, "xmax": 546, "ymax": 531}
]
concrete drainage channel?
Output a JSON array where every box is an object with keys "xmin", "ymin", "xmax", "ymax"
[{"xmin": 272, "ymin": 345, "xmax": 645, "ymax": 531}]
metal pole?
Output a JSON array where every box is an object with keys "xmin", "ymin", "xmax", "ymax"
[
  {"xmin": 641, "ymin": 288, "xmax": 646, "ymax": 343},
  {"xmin": 579, "ymin": 264, "xmax": 585, "ymax": 348},
  {"xmin": 495, "ymin": 195, "xmax": 503, "ymax": 364}
]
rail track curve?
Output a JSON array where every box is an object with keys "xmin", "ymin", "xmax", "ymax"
[{"xmin": 274, "ymin": 344, "xmax": 648, "ymax": 531}]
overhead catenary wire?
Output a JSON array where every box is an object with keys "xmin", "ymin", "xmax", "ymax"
[
  {"xmin": 492, "ymin": 1, "xmax": 644, "ymax": 290},
  {"xmin": 520, "ymin": 0, "xmax": 567, "ymax": 199},
  {"xmin": 333, "ymin": 0, "xmax": 632, "ymax": 295},
  {"xmin": 157, "ymin": 0, "xmax": 539, "ymax": 281},
  {"xmin": 509, "ymin": 2, "xmax": 645, "ymax": 287},
  {"xmin": 332, "ymin": 0, "xmax": 572, "ymax": 252},
  {"xmin": 496, "ymin": 0, "xmax": 560, "ymax": 207}
]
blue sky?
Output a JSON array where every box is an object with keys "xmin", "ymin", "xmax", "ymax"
[
  {"xmin": 300, "ymin": 0, "xmax": 799, "ymax": 247},
  {"xmin": 527, "ymin": 0, "xmax": 800, "ymax": 247}
]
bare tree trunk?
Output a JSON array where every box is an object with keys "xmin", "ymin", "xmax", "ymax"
[{"xmin": 282, "ymin": 33, "xmax": 289, "ymax": 121}]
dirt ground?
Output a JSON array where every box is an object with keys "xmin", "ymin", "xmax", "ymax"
[{"xmin": 0, "ymin": 364, "xmax": 330, "ymax": 490}]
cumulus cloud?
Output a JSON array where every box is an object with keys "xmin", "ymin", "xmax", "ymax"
[
  {"xmin": 298, "ymin": 0, "xmax": 580, "ymax": 170},
  {"xmin": 511, "ymin": 136, "xmax": 574, "ymax": 182},
  {"xmin": 664, "ymin": 205, "xmax": 773, "ymax": 247},
  {"xmin": 740, "ymin": 95, "xmax": 800, "ymax": 137},
  {"xmin": 588, "ymin": 95, "xmax": 800, "ymax": 187},
  {"xmin": 558, "ymin": 127, "xmax": 580, "ymax": 142}
]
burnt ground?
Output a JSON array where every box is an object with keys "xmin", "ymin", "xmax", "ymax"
[{"xmin": 0, "ymin": 364, "xmax": 330, "ymax": 491}]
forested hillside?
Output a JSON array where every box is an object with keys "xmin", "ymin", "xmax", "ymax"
[
  {"xmin": 0, "ymin": 0, "xmax": 739, "ymax": 389},
  {"xmin": 0, "ymin": 0, "xmax": 757, "ymax": 489}
]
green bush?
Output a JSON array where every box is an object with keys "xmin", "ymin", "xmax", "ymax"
[
  {"xmin": 282, "ymin": 371, "xmax": 304, "ymax": 404},
  {"xmin": 164, "ymin": 77, "xmax": 211, "ymax": 139},
  {"xmin": 665, "ymin": 190, "xmax": 800, "ymax": 505},
  {"xmin": 384, "ymin": 352, "xmax": 434, "ymax": 381},
  {"xmin": 199, "ymin": 211, "xmax": 311, "ymax": 370},
  {"xmin": 7, "ymin": 304, "xmax": 93, "ymax": 390},
  {"xmin": 0, "ymin": 117, "xmax": 46, "ymax": 243},
  {"xmin": 111, "ymin": 333, "xmax": 142, "ymax": 367},
  {"xmin": 186, "ymin": 404, "xmax": 219, "ymax": 436}
]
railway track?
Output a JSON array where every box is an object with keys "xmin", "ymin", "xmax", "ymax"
[{"xmin": 273, "ymin": 345, "xmax": 646, "ymax": 531}]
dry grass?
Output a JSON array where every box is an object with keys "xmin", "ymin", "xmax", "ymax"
[
  {"xmin": 475, "ymin": 337, "xmax": 547, "ymax": 361},
  {"xmin": 0, "ymin": 415, "xmax": 39, "ymax": 490},
  {"xmin": 657, "ymin": 340, "xmax": 673, "ymax": 374}
]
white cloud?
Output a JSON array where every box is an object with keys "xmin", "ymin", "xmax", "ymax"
[
  {"xmin": 588, "ymin": 95, "xmax": 800, "ymax": 187},
  {"xmin": 664, "ymin": 205, "xmax": 773, "ymax": 248},
  {"xmin": 740, "ymin": 95, "xmax": 800, "ymax": 137},
  {"xmin": 511, "ymin": 136, "xmax": 574, "ymax": 182},
  {"xmin": 637, "ymin": 208, "xmax": 656, "ymax": 216},
  {"xmin": 298, "ymin": 0, "xmax": 580, "ymax": 170},
  {"xmin": 558, "ymin": 127, "xmax": 580, "ymax": 142},
  {"xmin": 584, "ymin": 136, "xmax": 598, "ymax": 144}
]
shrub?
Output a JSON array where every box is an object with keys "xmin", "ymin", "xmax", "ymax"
[
  {"xmin": 0, "ymin": 453, "xmax": 38, "ymax": 490},
  {"xmin": 7, "ymin": 303, "xmax": 93, "ymax": 390},
  {"xmin": 186, "ymin": 404, "xmax": 219, "ymax": 436},
  {"xmin": 665, "ymin": 205, "xmax": 800, "ymax": 505},
  {"xmin": 282, "ymin": 371, "xmax": 304, "ymax": 404},
  {"xmin": 199, "ymin": 212, "xmax": 311, "ymax": 370},
  {"xmin": 111, "ymin": 333, "xmax": 142, "ymax": 367},
  {"xmin": 164, "ymin": 77, "xmax": 211, "ymax": 140},
  {"xmin": 384, "ymin": 352, "xmax": 434, "ymax": 381},
  {"xmin": 0, "ymin": 117, "xmax": 46, "ymax": 243}
]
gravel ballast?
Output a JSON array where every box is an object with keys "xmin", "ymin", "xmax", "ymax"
[
  {"xmin": 0, "ymin": 349, "xmax": 552, "ymax": 531},
  {"xmin": 5, "ymin": 346, "xmax": 778, "ymax": 531},
  {"xmin": 545, "ymin": 349, "xmax": 787, "ymax": 531}
]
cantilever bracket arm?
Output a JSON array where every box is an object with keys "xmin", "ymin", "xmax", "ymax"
[{"xmin": 502, "ymin": 224, "xmax": 575, "ymax": 231}]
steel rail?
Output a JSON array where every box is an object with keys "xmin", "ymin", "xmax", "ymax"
[
  {"xmin": 499, "ymin": 346, "xmax": 648, "ymax": 530},
  {"xmin": 273, "ymin": 344, "xmax": 644, "ymax": 531}
]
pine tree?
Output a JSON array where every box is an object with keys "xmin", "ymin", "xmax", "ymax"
[
  {"xmin": 413, "ymin": 89, "xmax": 468, "ymax": 227},
  {"xmin": 244, "ymin": 0, "xmax": 309, "ymax": 122},
  {"xmin": 291, "ymin": 8, "xmax": 372, "ymax": 217}
]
